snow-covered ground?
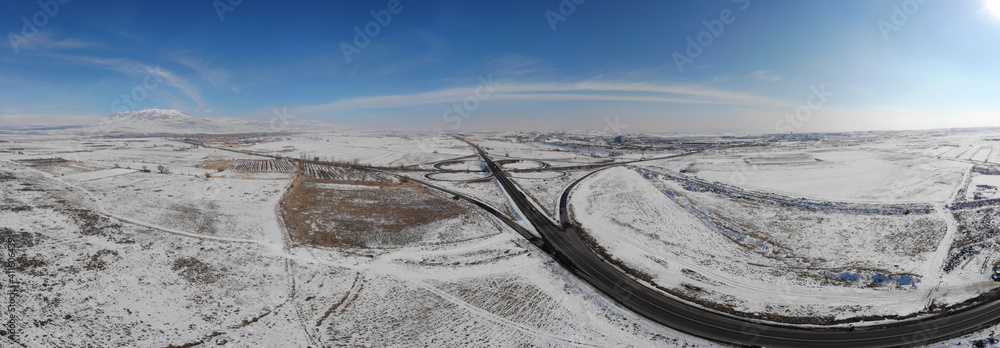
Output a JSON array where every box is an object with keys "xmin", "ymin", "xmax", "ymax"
[
  {"xmin": 511, "ymin": 170, "xmax": 581, "ymax": 218},
  {"xmin": 78, "ymin": 171, "xmax": 291, "ymax": 241},
  {"xmin": 569, "ymin": 162, "xmax": 996, "ymax": 324},
  {"xmin": 0, "ymin": 137, "xmax": 721, "ymax": 347},
  {"xmin": 241, "ymin": 132, "xmax": 471, "ymax": 167},
  {"xmin": 967, "ymin": 174, "xmax": 1000, "ymax": 201},
  {"xmin": 502, "ymin": 160, "xmax": 546, "ymax": 170},
  {"xmin": 647, "ymin": 149, "xmax": 969, "ymax": 203},
  {"xmin": 0, "ymin": 163, "xmax": 300, "ymax": 347},
  {"xmin": 4, "ymin": 128, "xmax": 1000, "ymax": 347},
  {"xmin": 398, "ymin": 171, "xmax": 513, "ymax": 218}
]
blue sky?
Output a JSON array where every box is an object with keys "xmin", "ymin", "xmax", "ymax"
[{"xmin": 2, "ymin": 0, "xmax": 999, "ymax": 133}]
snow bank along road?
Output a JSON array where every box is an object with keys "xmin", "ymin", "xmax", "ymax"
[{"xmin": 462, "ymin": 138, "xmax": 1000, "ymax": 347}]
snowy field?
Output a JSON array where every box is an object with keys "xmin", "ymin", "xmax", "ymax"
[
  {"xmin": 78, "ymin": 171, "xmax": 291, "ymax": 241},
  {"xmin": 511, "ymin": 170, "xmax": 582, "ymax": 218},
  {"xmin": 465, "ymin": 135, "xmax": 629, "ymax": 164},
  {"xmin": 240, "ymin": 132, "xmax": 472, "ymax": 167},
  {"xmin": 436, "ymin": 159, "xmax": 487, "ymax": 171},
  {"xmin": 966, "ymin": 173, "xmax": 1000, "ymax": 201},
  {"xmin": 856, "ymin": 130, "xmax": 1000, "ymax": 165},
  {"xmin": 648, "ymin": 149, "xmax": 969, "ymax": 203},
  {"xmin": 570, "ymin": 167, "xmax": 959, "ymax": 322},
  {"xmin": 501, "ymin": 160, "xmax": 546, "ymax": 170},
  {"xmin": 0, "ymin": 156, "xmax": 718, "ymax": 347},
  {"xmin": 4, "ymin": 128, "xmax": 1000, "ymax": 347}
]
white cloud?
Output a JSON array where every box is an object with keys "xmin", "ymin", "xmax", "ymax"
[
  {"xmin": 48, "ymin": 54, "xmax": 207, "ymax": 109},
  {"xmin": 752, "ymin": 70, "xmax": 782, "ymax": 83},
  {"xmin": 153, "ymin": 68, "xmax": 207, "ymax": 108},
  {"xmin": 292, "ymin": 80, "xmax": 792, "ymax": 116},
  {"xmin": 172, "ymin": 54, "xmax": 232, "ymax": 89},
  {"xmin": 5, "ymin": 31, "xmax": 103, "ymax": 53}
]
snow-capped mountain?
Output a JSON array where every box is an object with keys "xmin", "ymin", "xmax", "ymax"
[{"xmin": 83, "ymin": 109, "xmax": 335, "ymax": 134}]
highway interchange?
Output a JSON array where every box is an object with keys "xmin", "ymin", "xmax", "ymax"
[
  {"xmin": 460, "ymin": 139, "xmax": 1000, "ymax": 347},
  {"xmin": 190, "ymin": 136, "xmax": 1000, "ymax": 347}
]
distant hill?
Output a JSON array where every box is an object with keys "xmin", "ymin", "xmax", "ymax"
[{"xmin": 82, "ymin": 109, "xmax": 336, "ymax": 134}]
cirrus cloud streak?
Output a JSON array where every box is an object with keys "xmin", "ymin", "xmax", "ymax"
[{"xmin": 292, "ymin": 81, "xmax": 792, "ymax": 116}]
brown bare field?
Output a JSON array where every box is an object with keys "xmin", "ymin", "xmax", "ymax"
[
  {"xmin": 281, "ymin": 173, "xmax": 465, "ymax": 248},
  {"xmin": 199, "ymin": 158, "xmax": 234, "ymax": 171}
]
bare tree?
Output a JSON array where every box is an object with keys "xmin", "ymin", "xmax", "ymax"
[{"xmin": 157, "ymin": 164, "xmax": 170, "ymax": 174}]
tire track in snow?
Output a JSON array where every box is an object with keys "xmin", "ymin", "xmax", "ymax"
[{"xmin": 922, "ymin": 165, "xmax": 974, "ymax": 306}]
